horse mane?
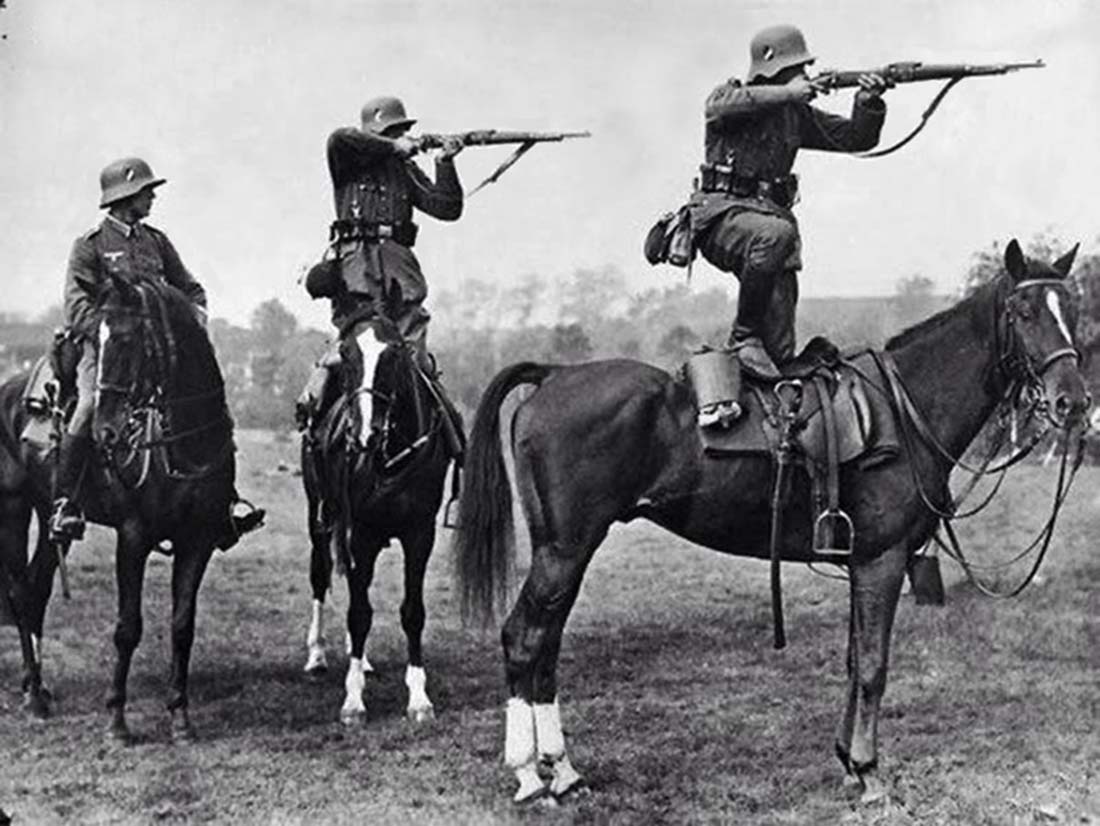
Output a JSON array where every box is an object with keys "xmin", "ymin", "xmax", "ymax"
[{"xmin": 885, "ymin": 272, "xmax": 1008, "ymax": 353}]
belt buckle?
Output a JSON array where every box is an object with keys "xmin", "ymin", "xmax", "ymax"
[{"xmin": 378, "ymin": 224, "xmax": 394, "ymax": 239}]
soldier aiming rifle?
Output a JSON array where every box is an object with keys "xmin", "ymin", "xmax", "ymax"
[
  {"xmin": 645, "ymin": 24, "xmax": 1043, "ymax": 428},
  {"xmin": 299, "ymin": 95, "xmax": 588, "ymax": 447}
]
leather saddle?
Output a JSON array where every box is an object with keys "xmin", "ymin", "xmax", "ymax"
[{"xmin": 692, "ymin": 342, "xmax": 899, "ymax": 469}]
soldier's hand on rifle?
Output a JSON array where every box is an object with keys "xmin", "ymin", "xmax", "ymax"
[
  {"xmin": 787, "ymin": 76, "xmax": 829, "ymax": 103},
  {"xmin": 437, "ymin": 135, "xmax": 464, "ymax": 160},
  {"xmin": 392, "ymin": 135, "xmax": 420, "ymax": 158},
  {"xmin": 855, "ymin": 72, "xmax": 893, "ymax": 101}
]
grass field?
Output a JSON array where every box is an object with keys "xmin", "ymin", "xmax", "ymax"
[{"xmin": 1, "ymin": 429, "xmax": 1098, "ymax": 825}]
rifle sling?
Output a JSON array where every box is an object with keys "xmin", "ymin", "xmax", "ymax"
[{"xmin": 855, "ymin": 77, "xmax": 962, "ymax": 159}]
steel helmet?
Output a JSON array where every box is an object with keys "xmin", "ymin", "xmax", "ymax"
[
  {"xmin": 98, "ymin": 157, "xmax": 166, "ymax": 209},
  {"xmin": 748, "ymin": 24, "xmax": 815, "ymax": 82},
  {"xmin": 360, "ymin": 96, "xmax": 417, "ymax": 135}
]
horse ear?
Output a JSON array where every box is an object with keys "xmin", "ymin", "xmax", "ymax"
[
  {"xmin": 1052, "ymin": 243, "xmax": 1080, "ymax": 277},
  {"xmin": 1004, "ymin": 239, "xmax": 1026, "ymax": 282}
]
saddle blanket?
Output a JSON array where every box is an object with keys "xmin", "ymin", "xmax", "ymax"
[{"xmin": 698, "ymin": 350, "xmax": 900, "ymax": 470}]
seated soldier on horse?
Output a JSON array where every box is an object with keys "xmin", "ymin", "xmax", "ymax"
[
  {"xmin": 684, "ymin": 25, "xmax": 892, "ymax": 426},
  {"xmin": 298, "ymin": 95, "xmax": 464, "ymax": 448},
  {"xmin": 51, "ymin": 156, "xmax": 262, "ymax": 547}
]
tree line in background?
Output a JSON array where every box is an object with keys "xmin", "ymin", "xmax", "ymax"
[{"xmin": 2, "ymin": 234, "xmax": 1097, "ymax": 432}]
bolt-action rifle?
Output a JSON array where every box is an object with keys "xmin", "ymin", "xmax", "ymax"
[
  {"xmin": 812, "ymin": 59, "xmax": 1044, "ymax": 90},
  {"xmin": 411, "ymin": 130, "xmax": 591, "ymax": 195},
  {"xmin": 809, "ymin": 60, "xmax": 1044, "ymax": 157}
]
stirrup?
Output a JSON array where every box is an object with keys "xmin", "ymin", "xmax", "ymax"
[{"xmin": 812, "ymin": 508, "xmax": 854, "ymax": 560}]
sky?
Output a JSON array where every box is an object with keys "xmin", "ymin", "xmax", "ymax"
[{"xmin": 2, "ymin": 0, "xmax": 1098, "ymax": 331}]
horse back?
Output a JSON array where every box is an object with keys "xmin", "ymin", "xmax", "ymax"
[{"xmin": 511, "ymin": 359, "xmax": 701, "ymax": 526}]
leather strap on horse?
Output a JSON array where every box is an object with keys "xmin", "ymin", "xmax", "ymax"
[
  {"xmin": 768, "ymin": 380, "xmax": 804, "ymax": 650},
  {"xmin": 812, "ymin": 374, "xmax": 844, "ymax": 551}
]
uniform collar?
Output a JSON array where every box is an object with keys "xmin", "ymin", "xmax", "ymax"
[{"xmin": 103, "ymin": 213, "xmax": 143, "ymax": 239}]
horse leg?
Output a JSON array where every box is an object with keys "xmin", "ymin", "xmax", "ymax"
[
  {"xmin": 0, "ymin": 494, "xmax": 49, "ymax": 717},
  {"xmin": 105, "ymin": 523, "xmax": 150, "ymax": 743},
  {"xmin": 399, "ymin": 522, "xmax": 435, "ymax": 724},
  {"xmin": 503, "ymin": 545, "xmax": 595, "ymax": 805},
  {"xmin": 166, "ymin": 540, "xmax": 215, "ymax": 742},
  {"xmin": 835, "ymin": 544, "xmax": 909, "ymax": 803},
  {"xmin": 304, "ymin": 519, "xmax": 332, "ymax": 678},
  {"xmin": 340, "ymin": 531, "xmax": 380, "ymax": 726}
]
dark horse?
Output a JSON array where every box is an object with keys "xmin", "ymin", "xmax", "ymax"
[
  {"xmin": 302, "ymin": 337, "xmax": 461, "ymax": 724},
  {"xmin": 454, "ymin": 240, "xmax": 1089, "ymax": 804},
  {"xmin": 0, "ymin": 276, "xmax": 241, "ymax": 741}
]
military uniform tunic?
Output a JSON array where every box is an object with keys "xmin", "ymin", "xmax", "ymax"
[
  {"xmin": 326, "ymin": 128, "xmax": 463, "ymax": 339},
  {"xmin": 689, "ymin": 79, "xmax": 886, "ymax": 361},
  {"xmin": 63, "ymin": 214, "xmax": 207, "ymax": 433}
]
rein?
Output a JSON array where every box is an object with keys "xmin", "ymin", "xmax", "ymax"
[
  {"xmin": 96, "ymin": 287, "xmax": 234, "ymax": 486},
  {"xmin": 875, "ymin": 277, "xmax": 1085, "ymax": 597}
]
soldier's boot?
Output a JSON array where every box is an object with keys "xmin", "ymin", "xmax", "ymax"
[
  {"xmin": 731, "ymin": 336, "xmax": 781, "ymax": 380},
  {"xmin": 49, "ymin": 433, "xmax": 92, "ymax": 543},
  {"xmin": 215, "ymin": 495, "xmax": 266, "ymax": 551},
  {"xmin": 730, "ymin": 266, "xmax": 782, "ymax": 380}
]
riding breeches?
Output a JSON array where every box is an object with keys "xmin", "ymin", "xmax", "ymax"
[
  {"xmin": 68, "ymin": 341, "xmax": 97, "ymax": 436},
  {"xmin": 700, "ymin": 209, "xmax": 802, "ymax": 364}
]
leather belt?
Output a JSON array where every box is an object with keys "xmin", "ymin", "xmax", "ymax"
[{"xmin": 329, "ymin": 220, "xmax": 418, "ymax": 247}]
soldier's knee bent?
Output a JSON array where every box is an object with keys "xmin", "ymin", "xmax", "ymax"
[{"xmin": 745, "ymin": 219, "xmax": 798, "ymax": 274}]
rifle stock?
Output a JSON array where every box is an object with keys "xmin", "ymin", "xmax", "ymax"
[{"xmin": 813, "ymin": 59, "xmax": 1044, "ymax": 90}]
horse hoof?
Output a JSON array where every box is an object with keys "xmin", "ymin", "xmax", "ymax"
[
  {"xmin": 304, "ymin": 664, "xmax": 329, "ymax": 682},
  {"xmin": 858, "ymin": 775, "xmax": 889, "ymax": 805},
  {"xmin": 406, "ymin": 706, "xmax": 435, "ymax": 725},
  {"xmin": 107, "ymin": 723, "xmax": 134, "ymax": 745},
  {"xmin": 171, "ymin": 723, "xmax": 198, "ymax": 744},
  {"xmin": 340, "ymin": 709, "xmax": 367, "ymax": 728},
  {"xmin": 513, "ymin": 786, "xmax": 556, "ymax": 809},
  {"xmin": 23, "ymin": 692, "xmax": 51, "ymax": 719}
]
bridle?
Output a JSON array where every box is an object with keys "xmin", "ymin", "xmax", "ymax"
[
  {"xmin": 94, "ymin": 286, "xmax": 232, "ymax": 484},
  {"xmin": 871, "ymin": 274, "xmax": 1087, "ymax": 597}
]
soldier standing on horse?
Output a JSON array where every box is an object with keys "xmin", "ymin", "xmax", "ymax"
[
  {"xmin": 52, "ymin": 157, "xmax": 262, "ymax": 547},
  {"xmin": 299, "ymin": 95, "xmax": 464, "ymax": 446},
  {"xmin": 688, "ymin": 25, "xmax": 892, "ymax": 425}
]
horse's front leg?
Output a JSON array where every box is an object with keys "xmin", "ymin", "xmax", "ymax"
[
  {"xmin": 106, "ymin": 521, "xmax": 150, "ymax": 743},
  {"xmin": 399, "ymin": 521, "xmax": 435, "ymax": 723},
  {"xmin": 836, "ymin": 544, "xmax": 909, "ymax": 803},
  {"xmin": 166, "ymin": 537, "xmax": 215, "ymax": 742},
  {"xmin": 341, "ymin": 529, "xmax": 380, "ymax": 726},
  {"xmin": 304, "ymin": 515, "xmax": 333, "ymax": 678}
]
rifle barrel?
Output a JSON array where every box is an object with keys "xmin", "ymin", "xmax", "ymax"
[
  {"xmin": 814, "ymin": 59, "xmax": 1044, "ymax": 90},
  {"xmin": 417, "ymin": 130, "xmax": 591, "ymax": 148}
]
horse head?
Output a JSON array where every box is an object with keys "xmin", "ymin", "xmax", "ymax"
[
  {"xmin": 93, "ymin": 274, "xmax": 151, "ymax": 449},
  {"xmin": 1001, "ymin": 238, "xmax": 1090, "ymax": 429}
]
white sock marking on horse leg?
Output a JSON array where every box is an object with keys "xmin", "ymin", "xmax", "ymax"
[
  {"xmin": 404, "ymin": 665, "xmax": 433, "ymax": 718},
  {"xmin": 304, "ymin": 599, "xmax": 328, "ymax": 672},
  {"xmin": 505, "ymin": 698, "xmax": 544, "ymax": 802},
  {"xmin": 533, "ymin": 700, "xmax": 565, "ymax": 760},
  {"xmin": 340, "ymin": 657, "xmax": 367, "ymax": 720},
  {"xmin": 1047, "ymin": 289, "xmax": 1074, "ymax": 345},
  {"xmin": 344, "ymin": 631, "xmax": 373, "ymax": 672},
  {"xmin": 534, "ymin": 699, "xmax": 584, "ymax": 796}
]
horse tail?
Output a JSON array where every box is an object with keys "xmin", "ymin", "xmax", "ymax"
[{"xmin": 455, "ymin": 361, "xmax": 554, "ymax": 627}]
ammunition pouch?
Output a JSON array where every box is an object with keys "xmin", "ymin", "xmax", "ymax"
[
  {"xmin": 643, "ymin": 206, "xmax": 695, "ymax": 268},
  {"xmin": 699, "ymin": 164, "xmax": 799, "ymax": 209},
  {"xmin": 329, "ymin": 219, "xmax": 418, "ymax": 248}
]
